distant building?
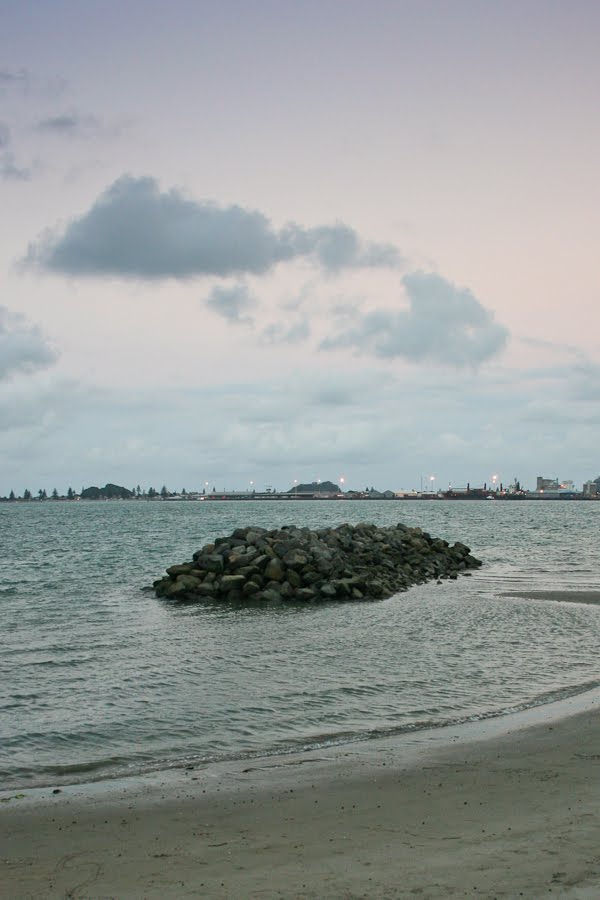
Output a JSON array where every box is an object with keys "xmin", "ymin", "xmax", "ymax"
[
  {"xmin": 536, "ymin": 476, "xmax": 560, "ymax": 491},
  {"xmin": 583, "ymin": 481, "xmax": 598, "ymax": 497}
]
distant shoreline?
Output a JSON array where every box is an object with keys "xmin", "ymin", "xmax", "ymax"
[{"xmin": 2, "ymin": 493, "xmax": 600, "ymax": 503}]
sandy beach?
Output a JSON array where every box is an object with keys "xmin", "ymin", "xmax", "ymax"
[{"xmin": 2, "ymin": 691, "xmax": 600, "ymax": 899}]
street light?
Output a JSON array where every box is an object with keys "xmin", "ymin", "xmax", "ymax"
[
  {"xmin": 491, "ymin": 474, "xmax": 498, "ymax": 493},
  {"xmin": 429, "ymin": 474, "xmax": 435, "ymax": 493},
  {"xmin": 339, "ymin": 476, "xmax": 345, "ymax": 494},
  {"xmin": 294, "ymin": 478, "xmax": 298, "ymax": 498}
]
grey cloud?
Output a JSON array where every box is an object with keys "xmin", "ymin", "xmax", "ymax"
[
  {"xmin": 0, "ymin": 378, "xmax": 72, "ymax": 434},
  {"xmin": 519, "ymin": 335, "xmax": 584, "ymax": 359},
  {"xmin": 1, "ymin": 150, "xmax": 31, "ymax": 181},
  {"xmin": 205, "ymin": 283, "xmax": 255, "ymax": 324},
  {"xmin": 310, "ymin": 384, "xmax": 364, "ymax": 406},
  {"xmin": 0, "ymin": 307, "xmax": 58, "ymax": 379},
  {"xmin": 282, "ymin": 223, "xmax": 400, "ymax": 272},
  {"xmin": 261, "ymin": 318, "xmax": 310, "ymax": 344},
  {"xmin": 0, "ymin": 68, "xmax": 66, "ymax": 99},
  {"xmin": 222, "ymin": 418, "xmax": 396, "ymax": 469},
  {"xmin": 0, "ymin": 68, "xmax": 29, "ymax": 90},
  {"xmin": 321, "ymin": 271, "xmax": 509, "ymax": 367},
  {"xmin": 217, "ymin": 374, "xmax": 400, "ymax": 469},
  {"xmin": 35, "ymin": 111, "xmax": 106, "ymax": 139},
  {"xmin": 2, "ymin": 364, "xmax": 598, "ymax": 494},
  {"xmin": 571, "ymin": 363, "xmax": 600, "ymax": 401},
  {"xmin": 307, "ymin": 371, "xmax": 390, "ymax": 408},
  {"xmin": 0, "ymin": 121, "xmax": 31, "ymax": 180},
  {"xmin": 24, "ymin": 175, "xmax": 400, "ymax": 280},
  {"xmin": 519, "ymin": 380, "xmax": 600, "ymax": 425},
  {"xmin": 543, "ymin": 361, "xmax": 600, "ymax": 407},
  {"xmin": 281, "ymin": 280, "xmax": 318, "ymax": 312},
  {"xmin": 521, "ymin": 403, "xmax": 599, "ymax": 426},
  {"xmin": 0, "ymin": 379, "xmax": 154, "ymax": 438},
  {"xmin": 496, "ymin": 358, "xmax": 600, "ymax": 426},
  {"xmin": 218, "ymin": 370, "xmax": 393, "ymax": 427},
  {"xmin": 213, "ymin": 365, "xmax": 598, "ymax": 482}
]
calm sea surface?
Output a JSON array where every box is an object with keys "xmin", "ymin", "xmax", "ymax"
[{"xmin": 1, "ymin": 499, "xmax": 599, "ymax": 790}]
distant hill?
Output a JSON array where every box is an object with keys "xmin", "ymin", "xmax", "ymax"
[
  {"xmin": 80, "ymin": 483, "xmax": 134, "ymax": 500},
  {"xmin": 287, "ymin": 480, "xmax": 340, "ymax": 494}
]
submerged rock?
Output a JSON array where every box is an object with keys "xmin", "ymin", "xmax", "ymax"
[{"xmin": 153, "ymin": 522, "xmax": 482, "ymax": 604}]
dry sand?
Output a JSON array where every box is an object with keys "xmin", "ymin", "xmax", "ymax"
[{"xmin": 3, "ymin": 691, "xmax": 600, "ymax": 899}]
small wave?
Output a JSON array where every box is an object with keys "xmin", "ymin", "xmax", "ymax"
[
  {"xmin": 5, "ymin": 677, "xmax": 600, "ymax": 793},
  {"xmin": 0, "ymin": 755, "xmax": 136, "ymax": 787},
  {"xmin": 26, "ymin": 657, "xmax": 92, "ymax": 668},
  {"xmin": 42, "ymin": 756, "xmax": 133, "ymax": 777}
]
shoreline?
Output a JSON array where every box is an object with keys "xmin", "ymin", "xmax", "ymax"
[
  {"xmin": 4, "ymin": 688, "xmax": 600, "ymax": 898},
  {"xmin": 4, "ymin": 493, "xmax": 600, "ymax": 505},
  {"xmin": 5, "ymin": 668, "xmax": 600, "ymax": 797}
]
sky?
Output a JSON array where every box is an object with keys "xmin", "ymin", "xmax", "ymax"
[{"xmin": 2, "ymin": 0, "xmax": 600, "ymax": 495}]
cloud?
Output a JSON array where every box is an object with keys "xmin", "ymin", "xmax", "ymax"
[
  {"xmin": 261, "ymin": 318, "xmax": 310, "ymax": 344},
  {"xmin": 570, "ymin": 362, "xmax": 600, "ymax": 401},
  {"xmin": 24, "ymin": 175, "xmax": 400, "ymax": 280},
  {"xmin": 0, "ymin": 307, "xmax": 58, "ymax": 379},
  {"xmin": 519, "ymin": 361, "xmax": 600, "ymax": 422},
  {"xmin": 0, "ymin": 122, "xmax": 31, "ymax": 180},
  {"xmin": 304, "ymin": 371, "xmax": 388, "ymax": 408},
  {"xmin": 1, "ymin": 122, "xmax": 33, "ymax": 181},
  {"xmin": 214, "ymin": 371, "xmax": 402, "ymax": 468},
  {"xmin": 216, "ymin": 369, "xmax": 393, "ymax": 427},
  {"xmin": 0, "ymin": 68, "xmax": 29, "ymax": 90},
  {"xmin": 321, "ymin": 271, "xmax": 509, "ymax": 367},
  {"xmin": 281, "ymin": 223, "xmax": 400, "ymax": 272},
  {"xmin": 205, "ymin": 282, "xmax": 256, "ymax": 323},
  {"xmin": 0, "ymin": 68, "xmax": 66, "ymax": 98},
  {"xmin": 1, "ymin": 363, "xmax": 599, "ymax": 495},
  {"xmin": 36, "ymin": 112, "xmax": 96, "ymax": 134},
  {"xmin": 35, "ymin": 111, "xmax": 112, "ymax": 139},
  {"xmin": 1, "ymin": 150, "xmax": 31, "ymax": 181}
]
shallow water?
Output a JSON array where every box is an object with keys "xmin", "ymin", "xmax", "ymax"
[{"xmin": 1, "ymin": 499, "xmax": 599, "ymax": 789}]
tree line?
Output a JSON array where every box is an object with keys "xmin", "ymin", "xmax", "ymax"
[{"xmin": 0, "ymin": 484, "xmax": 218, "ymax": 502}]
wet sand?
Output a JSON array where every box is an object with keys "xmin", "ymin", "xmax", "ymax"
[{"xmin": 3, "ymin": 692, "xmax": 600, "ymax": 899}]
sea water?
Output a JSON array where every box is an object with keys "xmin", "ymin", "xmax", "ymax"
[{"xmin": 1, "ymin": 499, "xmax": 599, "ymax": 790}]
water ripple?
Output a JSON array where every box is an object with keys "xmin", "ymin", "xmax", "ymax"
[{"xmin": 1, "ymin": 499, "xmax": 599, "ymax": 789}]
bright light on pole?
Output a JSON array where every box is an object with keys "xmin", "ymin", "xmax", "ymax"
[
  {"xmin": 340, "ymin": 476, "xmax": 345, "ymax": 493},
  {"xmin": 429, "ymin": 474, "xmax": 435, "ymax": 493}
]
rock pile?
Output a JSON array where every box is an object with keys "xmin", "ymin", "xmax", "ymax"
[{"xmin": 153, "ymin": 522, "xmax": 482, "ymax": 604}]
